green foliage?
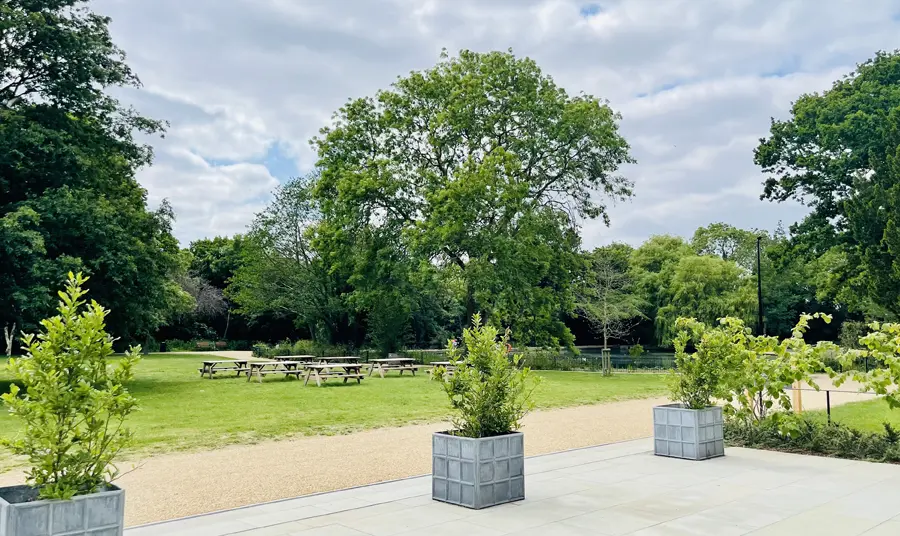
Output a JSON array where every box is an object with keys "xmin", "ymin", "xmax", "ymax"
[
  {"xmin": 756, "ymin": 50, "xmax": 900, "ymax": 318},
  {"xmin": 726, "ymin": 415, "xmax": 900, "ymax": 463},
  {"xmin": 839, "ymin": 320, "xmax": 868, "ymax": 349},
  {"xmin": 439, "ymin": 315, "xmax": 540, "ymax": 438},
  {"xmin": 313, "ymin": 49, "xmax": 634, "ymax": 349},
  {"xmin": 0, "ymin": 0, "xmax": 181, "ymax": 343},
  {"xmin": 835, "ymin": 322, "xmax": 900, "ymax": 409},
  {"xmin": 670, "ymin": 314, "xmax": 838, "ymax": 421},
  {"xmin": 722, "ymin": 314, "xmax": 838, "ymax": 425},
  {"xmin": 655, "ymin": 255, "xmax": 754, "ymax": 345},
  {"xmin": 519, "ymin": 348, "xmax": 574, "ymax": 371},
  {"xmin": 669, "ymin": 318, "xmax": 733, "ymax": 409},
  {"xmin": 628, "ymin": 344, "xmax": 645, "ymax": 359},
  {"xmin": 1, "ymin": 273, "xmax": 139, "ymax": 499},
  {"xmin": 691, "ymin": 222, "xmax": 765, "ymax": 272},
  {"xmin": 251, "ymin": 339, "xmax": 352, "ymax": 359},
  {"xmin": 229, "ymin": 175, "xmax": 356, "ymax": 346},
  {"xmin": 576, "ymin": 246, "xmax": 644, "ymax": 348}
]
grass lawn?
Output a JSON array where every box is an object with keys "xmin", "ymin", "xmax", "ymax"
[
  {"xmin": 807, "ymin": 398, "xmax": 900, "ymax": 434},
  {"xmin": 0, "ymin": 354, "xmax": 667, "ymax": 466}
]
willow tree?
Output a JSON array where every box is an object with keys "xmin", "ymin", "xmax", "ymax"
[{"xmin": 313, "ymin": 49, "xmax": 634, "ymax": 347}]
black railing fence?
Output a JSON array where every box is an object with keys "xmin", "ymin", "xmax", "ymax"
[{"xmin": 785, "ymin": 386, "xmax": 881, "ymax": 425}]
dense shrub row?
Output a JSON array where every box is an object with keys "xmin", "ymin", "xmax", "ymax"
[
  {"xmin": 251, "ymin": 339, "xmax": 359, "ymax": 358},
  {"xmin": 163, "ymin": 339, "xmax": 253, "ymax": 351},
  {"xmin": 726, "ymin": 416, "xmax": 900, "ymax": 464}
]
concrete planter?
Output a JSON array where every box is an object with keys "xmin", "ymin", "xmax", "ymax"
[
  {"xmin": 432, "ymin": 431, "xmax": 524, "ymax": 509},
  {"xmin": 0, "ymin": 484, "xmax": 124, "ymax": 536},
  {"xmin": 653, "ymin": 404, "xmax": 724, "ymax": 461}
]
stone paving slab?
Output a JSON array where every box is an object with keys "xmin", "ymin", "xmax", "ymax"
[{"xmin": 125, "ymin": 439, "xmax": 900, "ymax": 535}]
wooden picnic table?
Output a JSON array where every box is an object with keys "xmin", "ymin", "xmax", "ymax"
[
  {"xmin": 368, "ymin": 357, "xmax": 426, "ymax": 378},
  {"xmin": 247, "ymin": 360, "xmax": 304, "ymax": 383},
  {"xmin": 199, "ymin": 360, "xmax": 249, "ymax": 379},
  {"xmin": 304, "ymin": 363, "xmax": 365, "ymax": 387}
]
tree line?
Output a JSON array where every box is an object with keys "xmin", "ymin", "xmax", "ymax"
[{"xmin": 2, "ymin": 1, "xmax": 898, "ymax": 354}]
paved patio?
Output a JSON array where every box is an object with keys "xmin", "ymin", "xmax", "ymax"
[{"xmin": 125, "ymin": 438, "xmax": 900, "ymax": 536}]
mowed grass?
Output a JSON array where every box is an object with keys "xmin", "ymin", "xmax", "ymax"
[
  {"xmin": 807, "ymin": 398, "xmax": 900, "ymax": 434},
  {"xmin": 0, "ymin": 354, "xmax": 667, "ymax": 464}
]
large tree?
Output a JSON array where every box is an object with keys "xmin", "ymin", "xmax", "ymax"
[
  {"xmin": 0, "ymin": 0, "xmax": 184, "ymax": 341},
  {"xmin": 755, "ymin": 50, "xmax": 900, "ymax": 319},
  {"xmin": 229, "ymin": 175, "xmax": 354, "ymax": 344},
  {"xmin": 313, "ymin": 49, "xmax": 634, "ymax": 347}
]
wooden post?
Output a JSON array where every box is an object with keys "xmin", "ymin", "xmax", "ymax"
[{"xmin": 792, "ymin": 380, "xmax": 803, "ymax": 413}]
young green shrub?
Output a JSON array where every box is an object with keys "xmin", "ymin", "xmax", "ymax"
[
  {"xmin": 835, "ymin": 322, "xmax": 900, "ymax": 408},
  {"xmin": 1, "ymin": 273, "xmax": 140, "ymax": 500},
  {"xmin": 669, "ymin": 318, "xmax": 734, "ymax": 409},
  {"xmin": 672, "ymin": 314, "xmax": 840, "ymax": 427},
  {"xmin": 439, "ymin": 315, "xmax": 540, "ymax": 438},
  {"xmin": 628, "ymin": 343, "xmax": 645, "ymax": 359}
]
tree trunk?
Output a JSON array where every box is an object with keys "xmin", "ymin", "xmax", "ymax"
[
  {"xmin": 3, "ymin": 323, "xmax": 14, "ymax": 357},
  {"xmin": 465, "ymin": 281, "xmax": 476, "ymax": 326},
  {"xmin": 222, "ymin": 309, "xmax": 231, "ymax": 340}
]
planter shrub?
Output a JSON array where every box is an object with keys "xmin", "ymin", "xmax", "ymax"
[
  {"xmin": 432, "ymin": 315, "xmax": 539, "ymax": 509},
  {"xmin": 654, "ymin": 318, "xmax": 730, "ymax": 460},
  {"xmin": 0, "ymin": 273, "xmax": 139, "ymax": 534}
]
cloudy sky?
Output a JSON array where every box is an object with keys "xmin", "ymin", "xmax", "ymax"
[{"xmin": 94, "ymin": 0, "xmax": 900, "ymax": 247}]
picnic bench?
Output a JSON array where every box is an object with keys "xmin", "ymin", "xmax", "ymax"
[
  {"xmin": 199, "ymin": 360, "xmax": 250, "ymax": 379},
  {"xmin": 368, "ymin": 358, "xmax": 427, "ymax": 378},
  {"xmin": 196, "ymin": 341, "xmax": 213, "ymax": 351},
  {"xmin": 247, "ymin": 361, "xmax": 305, "ymax": 383},
  {"xmin": 304, "ymin": 362, "xmax": 366, "ymax": 387}
]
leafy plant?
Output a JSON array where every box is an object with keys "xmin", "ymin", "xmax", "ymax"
[
  {"xmin": 668, "ymin": 318, "xmax": 734, "ymax": 409},
  {"xmin": 1, "ymin": 273, "xmax": 140, "ymax": 500},
  {"xmin": 722, "ymin": 313, "xmax": 838, "ymax": 425},
  {"xmin": 726, "ymin": 414, "xmax": 900, "ymax": 463},
  {"xmin": 439, "ymin": 314, "xmax": 540, "ymax": 438},
  {"xmin": 835, "ymin": 322, "xmax": 900, "ymax": 409},
  {"xmin": 670, "ymin": 314, "xmax": 839, "ymax": 420}
]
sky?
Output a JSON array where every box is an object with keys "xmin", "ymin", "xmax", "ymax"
[{"xmin": 93, "ymin": 0, "xmax": 900, "ymax": 248}]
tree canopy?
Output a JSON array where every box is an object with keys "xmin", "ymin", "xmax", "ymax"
[
  {"xmin": 312, "ymin": 49, "xmax": 634, "ymax": 348},
  {"xmin": 0, "ymin": 0, "xmax": 184, "ymax": 343},
  {"xmin": 756, "ymin": 50, "xmax": 900, "ymax": 319}
]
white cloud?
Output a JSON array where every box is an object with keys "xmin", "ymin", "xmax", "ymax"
[
  {"xmin": 93, "ymin": 0, "xmax": 900, "ymax": 246},
  {"xmin": 141, "ymin": 148, "xmax": 279, "ymax": 243}
]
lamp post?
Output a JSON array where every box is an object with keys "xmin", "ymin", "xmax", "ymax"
[{"xmin": 756, "ymin": 236, "xmax": 764, "ymax": 336}]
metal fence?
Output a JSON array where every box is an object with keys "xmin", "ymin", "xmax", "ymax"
[
  {"xmin": 397, "ymin": 347, "xmax": 676, "ymax": 372},
  {"xmin": 785, "ymin": 386, "xmax": 881, "ymax": 425}
]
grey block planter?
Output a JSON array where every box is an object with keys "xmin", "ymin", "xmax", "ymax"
[
  {"xmin": 0, "ymin": 485, "xmax": 124, "ymax": 536},
  {"xmin": 432, "ymin": 431, "xmax": 525, "ymax": 509},
  {"xmin": 653, "ymin": 404, "xmax": 724, "ymax": 461}
]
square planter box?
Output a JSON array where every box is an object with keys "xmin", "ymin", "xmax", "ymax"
[
  {"xmin": 653, "ymin": 404, "xmax": 724, "ymax": 461},
  {"xmin": 0, "ymin": 484, "xmax": 124, "ymax": 536},
  {"xmin": 432, "ymin": 431, "xmax": 524, "ymax": 509}
]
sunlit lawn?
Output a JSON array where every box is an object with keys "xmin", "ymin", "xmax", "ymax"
[
  {"xmin": 807, "ymin": 398, "xmax": 900, "ymax": 434},
  {"xmin": 0, "ymin": 354, "xmax": 667, "ymax": 465}
]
